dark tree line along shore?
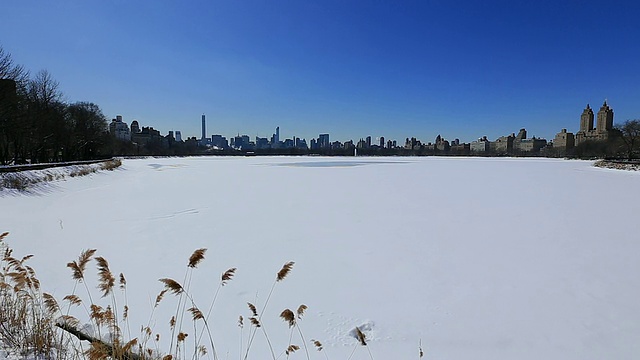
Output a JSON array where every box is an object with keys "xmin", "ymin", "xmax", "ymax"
[{"xmin": 0, "ymin": 47, "xmax": 111, "ymax": 165}]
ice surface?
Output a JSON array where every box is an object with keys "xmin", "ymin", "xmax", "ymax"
[{"xmin": 2, "ymin": 156, "xmax": 640, "ymax": 359}]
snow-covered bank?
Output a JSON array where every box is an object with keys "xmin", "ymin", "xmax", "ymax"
[
  {"xmin": 2, "ymin": 156, "xmax": 640, "ymax": 359},
  {"xmin": 594, "ymin": 159, "xmax": 640, "ymax": 171},
  {"xmin": 0, "ymin": 159, "xmax": 121, "ymax": 194}
]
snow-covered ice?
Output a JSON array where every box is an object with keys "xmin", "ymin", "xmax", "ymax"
[{"xmin": 2, "ymin": 156, "xmax": 640, "ymax": 359}]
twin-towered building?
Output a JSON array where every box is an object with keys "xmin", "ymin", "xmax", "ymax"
[
  {"xmin": 469, "ymin": 100, "xmax": 615, "ymax": 155},
  {"xmin": 553, "ymin": 100, "xmax": 614, "ymax": 151},
  {"xmin": 576, "ymin": 101, "xmax": 614, "ymax": 144}
]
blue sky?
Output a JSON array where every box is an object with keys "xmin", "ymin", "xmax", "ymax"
[{"xmin": 2, "ymin": 0, "xmax": 639, "ymax": 143}]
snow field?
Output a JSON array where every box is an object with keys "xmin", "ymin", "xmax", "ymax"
[{"xmin": 2, "ymin": 156, "xmax": 640, "ymax": 359}]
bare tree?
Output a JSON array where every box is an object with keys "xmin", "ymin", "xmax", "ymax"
[
  {"xmin": 615, "ymin": 119, "xmax": 640, "ymax": 160},
  {"xmin": 65, "ymin": 102, "xmax": 108, "ymax": 160},
  {"xmin": 24, "ymin": 69, "xmax": 66, "ymax": 163},
  {"xmin": 26, "ymin": 69, "xmax": 62, "ymax": 106},
  {"xmin": 0, "ymin": 46, "xmax": 29, "ymax": 86}
]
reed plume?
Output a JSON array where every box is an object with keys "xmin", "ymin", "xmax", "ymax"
[
  {"xmin": 221, "ymin": 267, "xmax": 236, "ymax": 286},
  {"xmin": 277, "ymin": 261, "xmax": 295, "ymax": 282},
  {"xmin": 155, "ymin": 289, "xmax": 168, "ymax": 307},
  {"xmin": 311, "ymin": 340, "xmax": 323, "ymax": 351},
  {"xmin": 21, "ymin": 254, "xmax": 34, "ymax": 262},
  {"xmin": 188, "ymin": 248, "xmax": 207, "ymax": 268},
  {"xmin": 247, "ymin": 302, "xmax": 258, "ymax": 316},
  {"xmin": 67, "ymin": 249, "xmax": 96, "ymax": 281},
  {"xmin": 188, "ymin": 306, "xmax": 204, "ymax": 321},
  {"xmin": 296, "ymin": 304, "xmax": 307, "ymax": 319},
  {"xmin": 280, "ymin": 309, "xmax": 296, "ymax": 328},
  {"xmin": 249, "ymin": 317, "xmax": 261, "ymax": 328},
  {"xmin": 95, "ymin": 256, "xmax": 115, "ymax": 297},
  {"xmin": 159, "ymin": 278, "xmax": 183, "ymax": 295},
  {"xmin": 90, "ymin": 304, "xmax": 104, "ymax": 322},
  {"xmin": 122, "ymin": 338, "xmax": 138, "ymax": 353},
  {"xmin": 63, "ymin": 294, "xmax": 82, "ymax": 306},
  {"xmin": 42, "ymin": 292, "xmax": 59, "ymax": 314},
  {"xmin": 286, "ymin": 344, "xmax": 300, "ymax": 355}
]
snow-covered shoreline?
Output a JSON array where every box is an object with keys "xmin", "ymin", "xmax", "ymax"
[{"xmin": 0, "ymin": 158, "xmax": 121, "ymax": 194}]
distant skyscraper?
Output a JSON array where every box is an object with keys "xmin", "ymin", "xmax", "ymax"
[
  {"xmin": 579, "ymin": 104, "xmax": 594, "ymax": 133},
  {"xmin": 318, "ymin": 134, "xmax": 330, "ymax": 148},
  {"xmin": 379, "ymin": 136, "xmax": 385, "ymax": 148},
  {"xmin": 201, "ymin": 114, "xmax": 206, "ymax": 141},
  {"xmin": 275, "ymin": 126, "xmax": 280, "ymax": 143},
  {"xmin": 596, "ymin": 100, "xmax": 614, "ymax": 133},
  {"xmin": 175, "ymin": 131, "xmax": 182, "ymax": 142}
]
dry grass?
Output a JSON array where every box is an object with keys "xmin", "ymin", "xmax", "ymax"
[
  {"xmin": 0, "ymin": 158, "xmax": 123, "ymax": 192},
  {"xmin": 1, "ymin": 231, "xmax": 393, "ymax": 360},
  {"xmin": 0, "ymin": 232, "xmax": 66, "ymax": 359},
  {"xmin": 100, "ymin": 159, "xmax": 122, "ymax": 171}
]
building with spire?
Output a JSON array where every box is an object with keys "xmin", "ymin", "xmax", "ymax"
[{"xmin": 575, "ymin": 101, "xmax": 614, "ymax": 145}]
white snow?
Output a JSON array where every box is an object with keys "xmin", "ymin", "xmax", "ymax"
[{"xmin": 2, "ymin": 156, "xmax": 640, "ymax": 359}]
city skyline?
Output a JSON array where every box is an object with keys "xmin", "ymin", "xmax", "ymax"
[
  {"xmin": 1, "ymin": 1, "xmax": 640, "ymax": 142},
  {"xmin": 110, "ymin": 98, "xmax": 614, "ymax": 149}
]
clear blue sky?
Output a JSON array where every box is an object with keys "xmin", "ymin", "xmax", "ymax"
[{"xmin": 2, "ymin": 0, "xmax": 639, "ymax": 143}]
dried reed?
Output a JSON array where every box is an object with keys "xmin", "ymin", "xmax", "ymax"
[
  {"xmin": 95, "ymin": 257, "xmax": 115, "ymax": 297},
  {"xmin": 187, "ymin": 248, "xmax": 207, "ymax": 269},
  {"xmin": 280, "ymin": 309, "xmax": 296, "ymax": 328},
  {"xmin": 159, "ymin": 278, "xmax": 183, "ymax": 295},
  {"xmin": 221, "ymin": 267, "xmax": 236, "ymax": 286},
  {"xmin": 277, "ymin": 261, "xmax": 294, "ymax": 282}
]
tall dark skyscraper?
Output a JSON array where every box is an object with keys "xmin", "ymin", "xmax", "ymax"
[
  {"xmin": 201, "ymin": 113, "xmax": 206, "ymax": 141},
  {"xmin": 318, "ymin": 133, "xmax": 330, "ymax": 148},
  {"xmin": 275, "ymin": 126, "xmax": 280, "ymax": 143}
]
